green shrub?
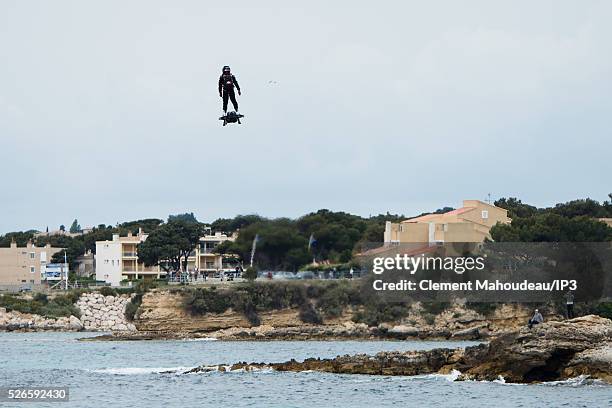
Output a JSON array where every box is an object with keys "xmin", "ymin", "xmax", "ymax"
[
  {"xmin": 99, "ymin": 286, "xmax": 117, "ymax": 297},
  {"xmin": 353, "ymin": 301, "xmax": 410, "ymax": 326},
  {"xmin": 420, "ymin": 302, "xmax": 451, "ymax": 315},
  {"xmin": 423, "ymin": 313, "xmax": 436, "ymax": 325},
  {"xmin": 316, "ymin": 284, "xmax": 349, "ymax": 317},
  {"xmin": 0, "ymin": 293, "xmax": 80, "ymax": 319},
  {"xmin": 125, "ymin": 294, "xmax": 142, "ymax": 321},
  {"xmin": 595, "ymin": 302, "xmax": 612, "ymax": 319},
  {"xmin": 465, "ymin": 302, "xmax": 499, "ymax": 316},
  {"xmin": 299, "ymin": 303, "xmax": 323, "ymax": 324},
  {"xmin": 243, "ymin": 266, "xmax": 258, "ymax": 281},
  {"xmin": 184, "ymin": 287, "xmax": 231, "ymax": 315}
]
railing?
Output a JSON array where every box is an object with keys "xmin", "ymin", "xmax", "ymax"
[{"xmin": 122, "ymin": 252, "xmax": 137, "ymax": 257}]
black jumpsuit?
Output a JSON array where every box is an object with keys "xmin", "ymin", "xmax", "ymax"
[{"xmin": 219, "ymin": 73, "xmax": 240, "ymax": 112}]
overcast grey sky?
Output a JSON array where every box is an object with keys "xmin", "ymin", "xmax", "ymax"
[{"xmin": 1, "ymin": 0, "xmax": 610, "ymax": 233}]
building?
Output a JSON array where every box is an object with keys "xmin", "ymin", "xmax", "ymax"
[
  {"xmin": 34, "ymin": 226, "xmax": 93, "ymax": 239},
  {"xmin": 75, "ymin": 251, "xmax": 95, "ymax": 278},
  {"xmin": 384, "ymin": 200, "xmax": 511, "ymax": 245},
  {"xmin": 599, "ymin": 218, "xmax": 612, "ymax": 228},
  {"xmin": 95, "ymin": 230, "xmax": 239, "ymax": 286},
  {"xmin": 95, "ymin": 229, "xmax": 161, "ymax": 286},
  {"xmin": 192, "ymin": 232, "xmax": 239, "ymax": 273},
  {"xmin": 0, "ymin": 240, "xmax": 64, "ymax": 288}
]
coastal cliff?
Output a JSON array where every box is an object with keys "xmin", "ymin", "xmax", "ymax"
[{"xmin": 129, "ymin": 289, "xmax": 552, "ymax": 340}]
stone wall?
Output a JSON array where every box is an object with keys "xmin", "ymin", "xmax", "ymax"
[{"xmin": 76, "ymin": 293, "xmax": 136, "ymax": 331}]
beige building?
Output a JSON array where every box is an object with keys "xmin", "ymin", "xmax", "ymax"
[
  {"xmin": 0, "ymin": 241, "xmax": 64, "ymax": 286},
  {"xmin": 95, "ymin": 230, "xmax": 239, "ymax": 286},
  {"xmin": 599, "ymin": 218, "xmax": 612, "ymax": 228},
  {"xmin": 95, "ymin": 229, "xmax": 162, "ymax": 286},
  {"xmin": 384, "ymin": 200, "xmax": 511, "ymax": 245},
  {"xmin": 185, "ymin": 232, "xmax": 239, "ymax": 273}
]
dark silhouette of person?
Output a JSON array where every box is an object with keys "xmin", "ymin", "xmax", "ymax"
[{"xmin": 218, "ymin": 65, "xmax": 241, "ymax": 113}]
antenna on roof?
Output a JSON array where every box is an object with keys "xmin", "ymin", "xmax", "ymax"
[{"xmin": 486, "ymin": 193, "xmax": 492, "ymax": 205}]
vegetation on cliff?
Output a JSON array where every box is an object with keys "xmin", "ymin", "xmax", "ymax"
[
  {"xmin": 182, "ymin": 281, "xmax": 417, "ymax": 326},
  {"xmin": 0, "ymin": 292, "xmax": 81, "ymax": 319}
]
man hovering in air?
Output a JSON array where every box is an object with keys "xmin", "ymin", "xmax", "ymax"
[{"xmin": 218, "ymin": 65, "xmax": 241, "ymax": 114}]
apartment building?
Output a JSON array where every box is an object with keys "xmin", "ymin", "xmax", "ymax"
[
  {"xmin": 192, "ymin": 232, "xmax": 238, "ymax": 273},
  {"xmin": 384, "ymin": 200, "xmax": 511, "ymax": 245},
  {"xmin": 0, "ymin": 240, "xmax": 64, "ymax": 287},
  {"xmin": 95, "ymin": 229, "xmax": 161, "ymax": 286},
  {"xmin": 95, "ymin": 230, "xmax": 238, "ymax": 286}
]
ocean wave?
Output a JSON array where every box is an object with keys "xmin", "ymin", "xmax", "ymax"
[
  {"xmin": 91, "ymin": 367, "xmax": 189, "ymax": 375},
  {"xmin": 182, "ymin": 337, "xmax": 218, "ymax": 342}
]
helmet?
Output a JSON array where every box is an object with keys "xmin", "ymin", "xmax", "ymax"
[{"xmin": 222, "ymin": 65, "xmax": 231, "ymax": 73}]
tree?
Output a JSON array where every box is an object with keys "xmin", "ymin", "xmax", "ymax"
[
  {"xmin": 211, "ymin": 214, "xmax": 264, "ymax": 233},
  {"xmin": 168, "ymin": 213, "xmax": 198, "ymax": 224},
  {"xmin": 118, "ymin": 218, "xmax": 163, "ymax": 235},
  {"xmin": 0, "ymin": 231, "xmax": 36, "ymax": 247},
  {"xmin": 138, "ymin": 220, "xmax": 206, "ymax": 273},
  {"xmin": 243, "ymin": 266, "xmax": 258, "ymax": 281},
  {"xmin": 59, "ymin": 225, "xmax": 65, "ymax": 232},
  {"xmin": 69, "ymin": 219, "xmax": 81, "ymax": 234},
  {"xmin": 50, "ymin": 239, "xmax": 86, "ymax": 270},
  {"xmin": 494, "ymin": 197, "xmax": 538, "ymax": 219}
]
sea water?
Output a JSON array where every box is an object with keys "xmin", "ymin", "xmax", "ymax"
[{"xmin": 0, "ymin": 332, "xmax": 610, "ymax": 408}]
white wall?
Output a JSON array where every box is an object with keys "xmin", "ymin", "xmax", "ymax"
[{"xmin": 95, "ymin": 241, "xmax": 122, "ymax": 286}]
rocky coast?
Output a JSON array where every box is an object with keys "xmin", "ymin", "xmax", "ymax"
[{"xmin": 185, "ymin": 315, "xmax": 612, "ymax": 384}]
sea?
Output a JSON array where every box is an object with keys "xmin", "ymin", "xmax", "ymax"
[{"xmin": 0, "ymin": 332, "xmax": 610, "ymax": 408}]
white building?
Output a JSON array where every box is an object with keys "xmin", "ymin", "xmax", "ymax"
[{"xmin": 95, "ymin": 229, "xmax": 161, "ymax": 286}]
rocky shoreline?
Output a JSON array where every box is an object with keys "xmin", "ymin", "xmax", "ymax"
[
  {"xmin": 0, "ymin": 292, "xmax": 136, "ymax": 332},
  {"xmin": 184, "ymin": 315, "xmax": 612, "ymax": 384}
]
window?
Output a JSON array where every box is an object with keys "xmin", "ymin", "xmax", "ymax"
[
  {"xmin": 30, "ymin": 266, "xmax": 35, "ymax": 273},
  {"xmin": 481, "ymin": 210, "xmax": 489, "ymax": 219},
  {"xmin": 30, "ymin": 252, "xmax": 35, "ymax": 259}
]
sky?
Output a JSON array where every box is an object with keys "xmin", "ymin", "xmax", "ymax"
[{"xmin": 0, "ymin": 0, "xmax": 611, "ymax": 233}]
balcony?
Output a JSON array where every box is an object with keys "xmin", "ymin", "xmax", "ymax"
[{"xmin": 122, "ymin": 252, "xmax": 138, "ymax": 258}]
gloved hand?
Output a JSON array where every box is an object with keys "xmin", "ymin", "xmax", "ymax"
[
  {"xmin": 238, "ymin": 90, "xmax": 241, "ymax": 96},
  {"xmin": 219, "ymin": 92, "xmax": 222, "ymax": 98}
]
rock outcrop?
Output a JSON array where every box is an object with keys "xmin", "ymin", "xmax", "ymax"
[
  {"xmin": 0, "ymin": 307, "xmax": 81, "ymax": 331},
  {"xmin": 459, "ymin": 315, "xmax": 612, "ymax": 383},
  {"xmin": 186, "ymin": 315, "xmax": 612, "ymax": 384},
  {"xmin": 76, "ymin": 293, "xmax": 136, "ymax": 331}
]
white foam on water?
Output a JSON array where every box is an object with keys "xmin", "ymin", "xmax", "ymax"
[
  {"xmin": 410, "ymin": 369, "xmax": 463, "ymax": 382},
  {"xmin": 91, "ymin": 367, "xmax": 189, "ymax": 375},
  {"xmin": 539, "ymin": 375, "xmax": 606, "ymax": 387},
  {"xmin": 182, "ymin": 337, "xmax": 218, "ymax": 342}
]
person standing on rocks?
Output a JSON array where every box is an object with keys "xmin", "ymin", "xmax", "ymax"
[
  {"xmin": 528, "ymin": 309, "xmax": 544, "ymax": 329},
  {"xmin": 564, "ymin": 290, "xmax": 575, "ymax": 319}
]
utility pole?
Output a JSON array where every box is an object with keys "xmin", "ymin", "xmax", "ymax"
[{"xmin": 64, "ymin": 250, "xmax": 68, "ymax": 290}]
